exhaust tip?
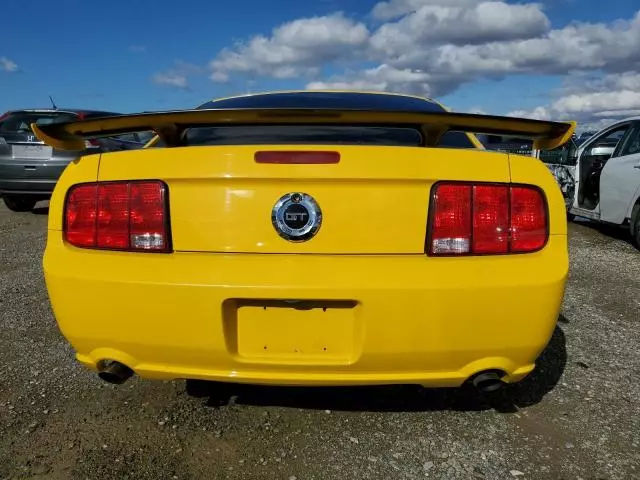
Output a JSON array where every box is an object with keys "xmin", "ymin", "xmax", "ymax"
[
  {"xmin": 98, "ymin": 360, "xmax": 134, "ymax": 385},
  {"xmin": 471, "ymin": 371, "xmax": 506, "ymax": 394}
]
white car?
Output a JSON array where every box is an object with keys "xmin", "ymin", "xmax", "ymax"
[{"xmin": 568, "ymin": 117, "xmax": 640, "ymax": 247}]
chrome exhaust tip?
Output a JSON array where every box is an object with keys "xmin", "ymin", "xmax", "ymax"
[
  {"xmin": 98, "ymin": 360, "xmax": 134, "ymax": 385},
  {"xmin": 471, "ymin": 371, "xmax": 506, "ymax": 394}
]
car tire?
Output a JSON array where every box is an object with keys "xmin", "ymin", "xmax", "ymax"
[
  {"xmin": 2, "ymin": 195, "xmax": 37, "ymax": 212},
  {"xmin": 631, "ymin": 205, "xmax": 640, "ymax": 250},
  {"xmin": 567, "ymin": 212, "xmax": 575, "ymax": 222}
]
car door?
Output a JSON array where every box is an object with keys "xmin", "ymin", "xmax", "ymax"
[
  {"xmin": 572, "ymin": 122, "xmax": 632, "ymax": 215},
  {"xmin": 599, "ymin": 122, "xmax": 640, "ymax": 224}
]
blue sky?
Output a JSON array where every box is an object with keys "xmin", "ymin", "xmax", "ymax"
[{"xmin": 1, "ymin": 0, "xmax": 640, "ymax": 131}]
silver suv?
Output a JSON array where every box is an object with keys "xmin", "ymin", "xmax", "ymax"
[{"xmin": 0, "ymin": 108, "xmax": 119, "ymax": 211}]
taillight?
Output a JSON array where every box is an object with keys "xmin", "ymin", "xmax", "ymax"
[
  {"xmin": 64, "ymin": 181, "xmax": 170, "ymax": 252},
  {"xmin": 428, "ymin": 182, "xmax": 547, "ymax": 256},
  {"xmin": 509, "ymin": 186, "xmax": 547, "ymax": 252},
  {"xmin": 430, "ymin": 184, "xmax": 471, "ymax": 255}
]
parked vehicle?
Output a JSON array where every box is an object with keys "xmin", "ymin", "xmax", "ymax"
[
  {"xmin": 576, "ymin": 131, "xmax": 597, "ymax": 145},
  {"xmin": 33, "ymin": 91, "xmax": 574, "ymax": 395},
  {"xmin": 568, "ymin": 117, "xmax": 640, "ymax": 247},
  {"xmin": 98, "ymin": 131, "xmax": 156, "ymax": 151},
  {"xmin": 0, "ymin": 108, "xmax": 119, "ymax": 211},
  {"xmin": 479, "ymin": 135, "xmax": 580, "ymax": 212}
]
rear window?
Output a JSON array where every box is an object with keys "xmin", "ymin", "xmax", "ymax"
[
  {"xmin": 197, "ymin": 92, "xmax": 447, "ymax": 113},
  {"xmin": 183, "ymin": 125, "xmax": 479, "ymax": 148},
  {"xmin": 0, "ymin": 112, "xmax": 77, "ymax": 134},
  {"xmin": 185, "ymin": 125, "xmax": 423, "ymax": 146},
  {"xmin": 438, "ymin": 131, "xmax": 477, "ymax": 148}
]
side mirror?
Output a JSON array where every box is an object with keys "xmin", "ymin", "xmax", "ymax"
[{"xmin": 586, "ymin": 145, "xmax": 615, "ymax": 157}]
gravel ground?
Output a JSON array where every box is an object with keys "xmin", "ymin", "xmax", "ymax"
[{"xmin": 0, "ymin": 201, "xmax": 639, "ymax": 480}]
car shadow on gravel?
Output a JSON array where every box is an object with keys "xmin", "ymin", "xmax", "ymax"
[
  {"xmin": 190, "ymin": 320, "xmax": 567, "ymax": 414},
  {"xmin": 33, "ymin": 206, "xmax": 49, "ymax": 215},
  {"xmin": 570, "ymin": 218, "xmax": 635, "ymax": 246},
  {"xmin": 32, "ymin": 201, "xmax": 49, "ymax": 215}
]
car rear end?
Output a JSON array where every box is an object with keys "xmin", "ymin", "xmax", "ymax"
[
  {"xmin": 0, "ymin": 110, "xmax": 115, "ymax": 210},
  {"xmin": 36, "ymin": 102, "xmax": 572, "ymax": 390}
]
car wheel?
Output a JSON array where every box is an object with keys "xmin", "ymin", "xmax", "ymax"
[
  {"xmin": 632, "ymin": 205, "xmax": 640, "ymax": 249},
  {"xmin": 2, "ymin": 195, "xmax": 37, "ymax": 212},
  {"xmin": 567, "ymin": 212, "xmax": 575, "ymax": 222}
]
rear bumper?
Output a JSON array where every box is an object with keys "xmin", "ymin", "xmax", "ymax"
[
  {"xmin": 0, "ymin": 180, "xmax": 57, "ymax": 196},
  {"xmin": 43, "ymin": 234, "xmax": 568, "ymax": 387},
  {"xmin": 0, "ymin": 160, "xmax": 68, "ymax": 195}
]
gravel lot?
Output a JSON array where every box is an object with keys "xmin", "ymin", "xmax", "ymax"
[{"xmin": 1, "ymin": 200, "xmax": 639, "ymax": 480}]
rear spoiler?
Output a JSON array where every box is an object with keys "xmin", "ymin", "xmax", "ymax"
[{"xmin": 32, "ymin": 108, "xmax": 576, "ymax": 151}]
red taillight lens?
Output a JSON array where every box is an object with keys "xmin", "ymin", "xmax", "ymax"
[
  {"xmin": 430, "ymin": 184, "xmax": 471, "ymax": 254},
  {"xmin": 65, "ymin": 184, "xmax": 98, "ymax": 248},
  {"xmin": 65, "ymin": 181, "xmax": 170, "ymax": 252},
  {"xmin": 428, "ymin": 182, "xmax": 547, "ymax": 256},
  {"xmin": 97, "ymin": 183, "xmax": 130, "ymax": 249},
  {"xmin": 472, "ymin": 185, "xmax": 509, "ymax": 254},
  {"xmin": 510, "ymin": 186, "xmax": 547, "ymax": 252},
  {"xmin": 129, "ymin": 182, "xmax": 167, "ymax": 250}
]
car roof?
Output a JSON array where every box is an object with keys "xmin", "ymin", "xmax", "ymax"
[
  {"xmin": 579, "ymin": 115, "xmax": 640, "ymax": 136},
  {"xmin": 615, "ymin": 115, "xmax": 640, "ymax": 124},
  {"xmin": 597, "ymin": 116, "xmax": 640, "ymax": 127},
  {"xmin": 196, "ymin": 90, "xmax": 447, "ymax": 113},
  {"xmin": 3, "ymin": 108, "xmax": 120, "ymax": 115}
]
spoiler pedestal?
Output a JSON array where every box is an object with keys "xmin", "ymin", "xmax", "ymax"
[{"xmin": 32, "ymin": 108, "xmax": 576, "ymax": 152}]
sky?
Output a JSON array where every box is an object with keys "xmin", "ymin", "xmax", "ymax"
[{"xmin": 1, "ymin": 0, "xmax": 640, "ymax": 132}]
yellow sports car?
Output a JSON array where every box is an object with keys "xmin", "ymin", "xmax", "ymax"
[{"xmin": 33, "ymin": 91, "xmax": 574, "ymax": 395}]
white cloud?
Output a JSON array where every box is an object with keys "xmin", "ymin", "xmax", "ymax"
[
  {"xmin": 151, "ymin": 61, "xmax": 203, "ymax": 89},
  {"xmin": 423, "ymin": 14, "xmax": 640, "ymax": 78},
  {"xmin": 205, "ymin": 4, "xmax": 640, "ymax": 128},
  {"xmin": 467, "ymin": 106, "xmax": 490, "ymax": 115},
  {"xmin": 208, "ymin": 4, "xmax": 640, "ymax": 97},
  {"xmin": 209, "ymin": 13, "xmax": 369, "ymax": 81},
  {"xmin": 559, "ymin": 71, "xmax": 640, "ymax": 95},
  {"xmin": 307, "ymin": 64, "xmax": 433, "ymax": 95},
  {"xmin": 370, "ymin": 1, "xmax": 550, "ymax": 56},
  {"xmin": 371, "ymin": 0, "xmax": 481, "ymax": 21},
  {"xmin": 554, "ymin": 91, "xmax": 640, "ymax": 116},
  {"xmin": 152, "ymin": 72, "xmax": 188, "ymax": 89},
  {"xmin": 0, "ymin": 56, "xmax": 18, "ymax": 73},
  {"xmin": 507, "ymin": 106, "xmax": 552, "ymax": 120},
  {"xmin": 211, "ymin": 71, "xmax": 229, "ymax": 83},
  {"xmin": 508, "ymin": 72, "xmax": 640, "ymax": 131}
]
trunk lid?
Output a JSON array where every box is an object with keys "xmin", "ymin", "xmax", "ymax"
[{"xmin": 97, "ymin": 145, "xmax": 511, "ymax": 254}]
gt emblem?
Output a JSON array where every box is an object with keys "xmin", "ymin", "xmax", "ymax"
[
  {"xmin": 272, "ymin": 192, "xmax": 322, "ymax": 242},
  {"xmin": 286, "ymin": 212, "xmax": 307, "ymax": 222}
]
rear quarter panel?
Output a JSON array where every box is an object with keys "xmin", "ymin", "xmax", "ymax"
[
  {"xmin": 47, "ymin": 154, "xmax": 101, "ymax": 231},
  {"xmin": 509, "ymin": 153, "xmax": 568, "ymax": 236}
]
